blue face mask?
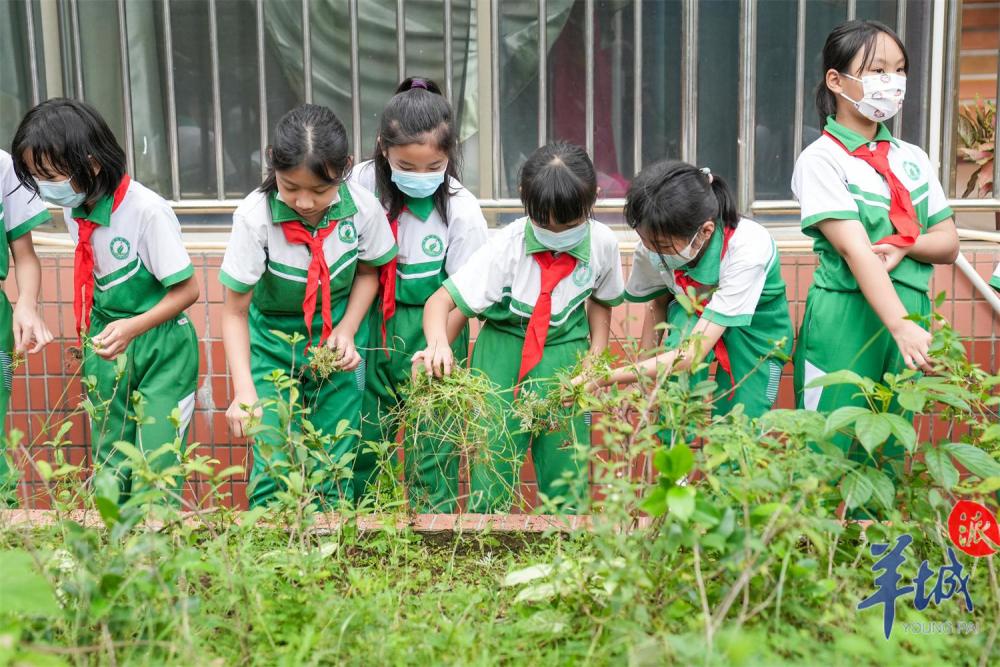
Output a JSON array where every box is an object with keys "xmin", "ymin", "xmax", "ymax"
[
  {"xmin": 37, "ymin": 178, "xmax": 86, "ymax": 208},
  {"xmin": 391, "ymin": 168, "xmax": 446, "ymax": 199},
  {"xmin": 531, "ymin": 220, "xmax": 589, "ymax": 252}
]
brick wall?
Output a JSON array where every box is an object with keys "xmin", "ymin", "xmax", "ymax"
[{"xmin": 5, "ymin": 246, "xmax": 1000, "ymax": 509}]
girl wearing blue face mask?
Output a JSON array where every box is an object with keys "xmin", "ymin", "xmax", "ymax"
[
  {"xmin": 11, "ymin": 98, "xmax": 201, "ymax": 504},
  {"xmin": 348, "ymin": 77, "xmax": 488, "ymax": 509},
  {"xmin": 578, "ymin": 160, "xmax": 792, "ymax": 421},
  {"xmin": 415, "ymin": 141, "xmax": 625, "ymax": 513}
]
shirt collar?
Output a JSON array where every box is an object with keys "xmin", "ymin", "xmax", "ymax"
[
  {"xmin": 404, "ymin": 195, "xmax": 435, "ymax": 221},
  {"xmin": 268, "ymin": 182, "xmax": 358, "ymax": 228},
  {"xmin": 71, "ymin": 193, "xmax": 115, "ymax": 227},
  {"xmin": 824, "ymin": 115, "xmax": 898, "ymax": 152},
  {"xmin": 523, "ymin": 219, "xmax": 592, "ymax": 263}
]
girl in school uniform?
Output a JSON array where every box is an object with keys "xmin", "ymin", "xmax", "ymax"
[
  {"xmin": 220, "ymin": 104, "xmax": 397, "ymax": 508},
  {"xmin": 350, "ymin": 77, "xmax": 488, "ymax": 511},
  {"xmin": 12, "ymin": 99, "xmax": 200, "ymax": 503},
  {"xmin": 577, "ymin": 161, "xmax": 793, "ymax": 418},
  {"xmin": 0, "ymin": 149, "xmax": 54, "ymax": 505},
  {"xmin": 791, "ymin": 21, "xmax": 958, "ymax": 504},
  {"xmin": 415, "ymin": 141, "xmax": 625, "ymax": 513}
]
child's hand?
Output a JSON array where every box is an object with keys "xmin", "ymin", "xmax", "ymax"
[
  {"xmin": 226, "ymin": 391, "xmax": 261, "ymax": 439},
  {"xmin": 326, "ymin": 327, "xmax": 361, "ymax": 371},
  {"xmin": 890, "ymin": 320, "xmax": 933, "ymax": 372},
  {"xmin": 93, "ymin": 318, "xmax": 140, "ymax": 360},
  {"xmin": 411, "ymin": 350, "xmax": 428, "ymax": 380},
  {"xmin": 564, "ymin": 372, "xmax": 599, "ymax": 406},
  {"xmin": 872, "ymin": 243, "xmax": 909, "ymax": 273},
  {"xmin": 12, "ymin": 304, "xmax": 53, "ymax": 354},
  {"xmin": 415, "ymin": 341, "xmax": 454, "ymax": 379}
]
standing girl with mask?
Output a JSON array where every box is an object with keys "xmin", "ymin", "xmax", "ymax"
[
  {"xmin": 12, "ymin": 99, "xmax": 200, "ymax": 503},
  {"xmin": 415, "ymin": 141, "xmax": 624, "ymax": 513},
  {"xmin": 350, "ymin": 77, "xmax": 488, "ymax": 511},
  {"xmin": 0, "ymin": 149, "xmax": 54, "ymax": 505},
  {"xmin": 792, "ymin": 20, "xmax": 958, "ymax": 509},
  {"xmin": 577, "ymin": 161, "xmax": 792, "ymax": 418},
  {"xmin": 220, "ymin": 104, "xmax": 397, "ymax": 508}
]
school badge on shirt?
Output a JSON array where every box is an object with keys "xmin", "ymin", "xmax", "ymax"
[{"xmin": 110, "ymin": 236, "xmax": 131, "ymax": 260}]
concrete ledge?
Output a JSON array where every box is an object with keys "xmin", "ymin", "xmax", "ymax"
[{"xmin": 0, "ymin": 510, "xmax": 653, "ymax": 533}]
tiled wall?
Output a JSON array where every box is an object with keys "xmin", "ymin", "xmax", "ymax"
[{"xmin": 5, "ymin": 247, "xmax": 999, "ymax": 509}]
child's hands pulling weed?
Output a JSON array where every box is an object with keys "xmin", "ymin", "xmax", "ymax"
[
  {"xmin": 411, "ymin": 340, "xmax": 455, "ymax": 379},
  {"xmin": 12, "ymin": 302, "xmax": 53, "ymax": 353},
  {"xmin": 92, "ymin": 318, "xmax": 140, "ymax": 359},
  {"xmin": 325, "ymin": 326, "xmax": 360, "ymax": 371}
]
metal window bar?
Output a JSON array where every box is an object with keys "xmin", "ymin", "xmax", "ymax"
[
  {"xmin": 257, "ymin": 0, "xmax": 268, "ymax": 181},
  {"xmin": 208, "ymin": 0, "xmax": 224, "ymax": 199},
  {"xmin": 680, "ymin": 0, "xmax": 698, "ymax": 163},
  {"xmin": 117, "ymin": 0, "xmax": 135, "ymax": 176},
  {"xmin": 892, "ymin": 0, "xmax": 908, "ymax": 138},
  {"xmin": 397, "ymin": 0, "xmax": 406, "ymax": 80},
  {"xmin": 489, "ymin": 0, "xmax": 500, "ymax": 197},
  {"xmin": 632, "ymin": 0, "xmax": 642, "ymax": 175},
  {"xmin": 792, "ymin": 0, "xmax": 806, "ymax": 162},
  {"xmin": 69, "ymin": 0, "xmax": 84, "ymax": 100},
  {"xmin": 349, "ymin": 0, "xmax": 362, "ymax": 162},
  {"xmin": 737, "ymin": 0, "xmax": 756, "ymax": 211},
  {"xmin": 303, "ymin": 0, "xmax": 313, "ymax": 103},
  {"xmin": 584, "ymin": 0, "xmax": 594, "ymax": 158},
  {"xmin": 25, "ymin": 0, "xmax": 40, "ymax": 106},
  {"xmin": 538, "ymin": 0, "xmax": 547, "ymax": 148},
  {"xmin": 444, "ymin": 0, "xmax": 453, "ymax": 102},
  {"xmin": 163, "ymin": 0, "xmax": 181, "ymax": 201}
]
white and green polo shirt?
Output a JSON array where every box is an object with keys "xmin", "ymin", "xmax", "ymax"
[
  {"xmin": 443, "ymin": 217, "xmax": 625, "ymax": 345},
  {"xmin": 349, "ymin": 160, "xmax": 488, "ymax": 304},
  {"xmin": 219, "ymin": 181, "xmax": 397, "ymax": 323},
  {"xmin": 63, "ymin": 178, "xmax": 193, "ymax": 321},
  {"xmin": 990, "ymin": 263, "xmax": 999, "ymax": 292},
  {"xmin": 791, "ymin": 116, "xmax": 953, "ymax": 293},
  {"xmin": 625, "ymin": 218, "xmax": 785, "ymax": 328},
  {"xmin": 0, "ymin": 150, "xmax": 51, "ymax": 282}
]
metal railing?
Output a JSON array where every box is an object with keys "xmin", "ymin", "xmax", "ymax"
[{"xmin": 6, "ymin": 0, "xmax": 999, "ymax": 217}]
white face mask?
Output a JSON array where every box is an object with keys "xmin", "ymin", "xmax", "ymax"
[
  {"xmin": 531, "ymin": 220, "xmax": 589, "ymax": 252},
  {"xmin": 839, "ymin": 72, "xmax": 906, "ymax": 122},
  {"xmin": 651, "ymin": 226, "xmax": 707, "ymax": 271}
]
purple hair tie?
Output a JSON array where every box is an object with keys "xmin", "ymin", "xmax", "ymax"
[{"xmin": 411, "ymin": 78, "xmax": 428, "ymax": 90}]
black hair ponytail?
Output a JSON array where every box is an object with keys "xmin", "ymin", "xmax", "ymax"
[
  {"xmin": 373, "ymin": 76, "xmax": 460, "ymax": 223},
  {"xmin": 624, "ymin": 160, "xmax": 740, "ymax": 240}
]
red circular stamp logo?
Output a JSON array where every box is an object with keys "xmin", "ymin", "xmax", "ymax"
[{"xmin": 948, "ymin": 500, "xmax": 1000, "ymax": 558}]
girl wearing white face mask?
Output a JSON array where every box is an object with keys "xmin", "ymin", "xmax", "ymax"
[
  {"xmin": 414, "ymin": 141, "xmax": 625, "ymax": 513},
  {"xmin": 791, "ymin": 20, "xmax": 958, "ymax": 519},
  {"xmin": 348, "ymin": 77, "xmax": 488, "ymax": 511},
  {"xmin": 576, "ymin": 161, "xmax": 792, "ymax": 421}
]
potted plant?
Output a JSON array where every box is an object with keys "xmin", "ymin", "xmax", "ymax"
[{"xmin": 956, "ymin": 96, "xmax": 996, "ymax": 228}]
